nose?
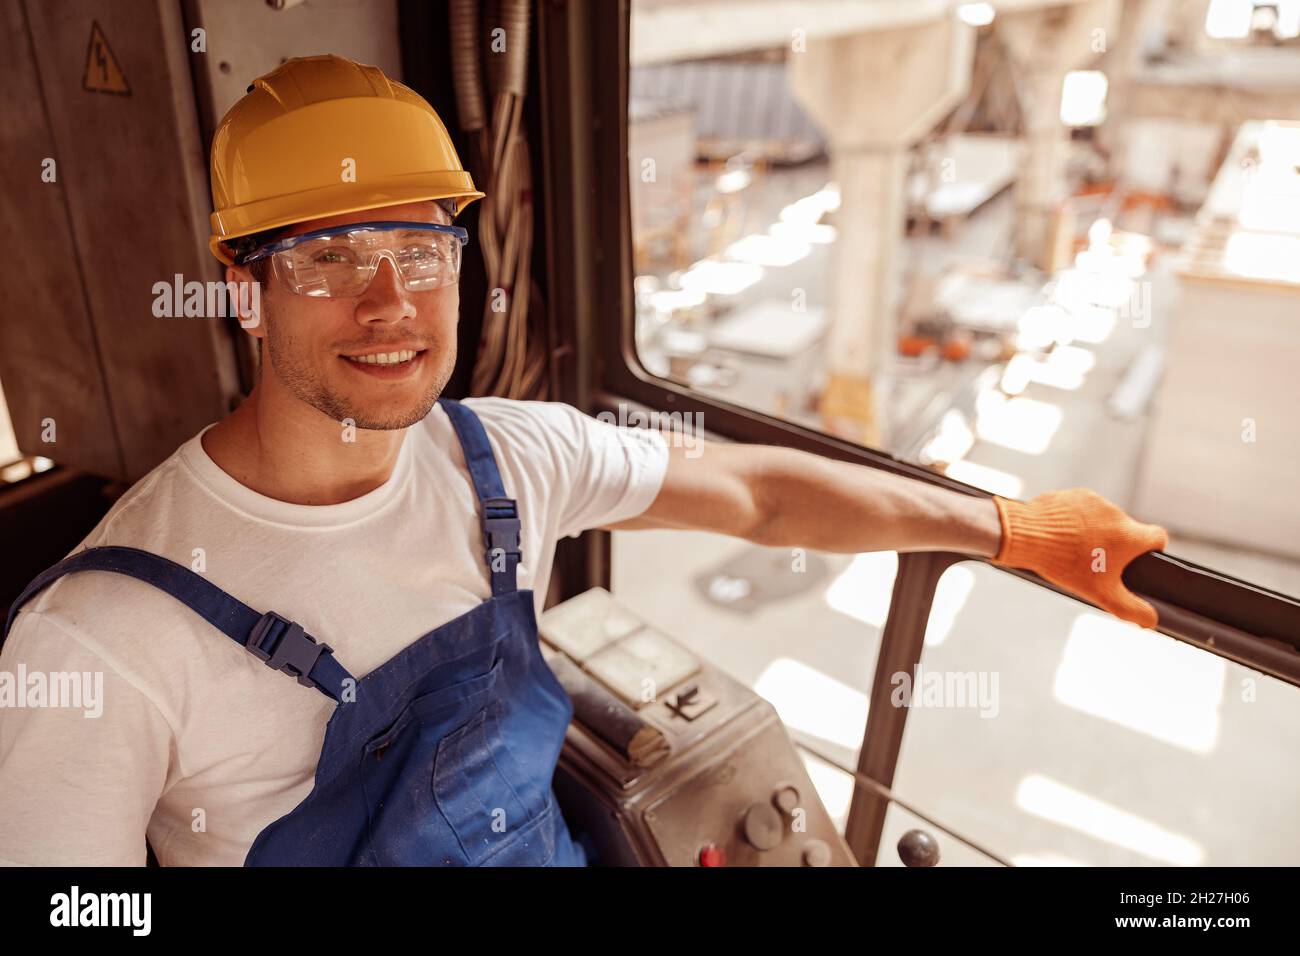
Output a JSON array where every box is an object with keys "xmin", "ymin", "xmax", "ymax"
[{"xmin": 353, "ymin": 253, "xmax": 416, "ymax": 325}]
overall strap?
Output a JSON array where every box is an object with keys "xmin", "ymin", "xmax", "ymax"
[
  {"xmin": 3, "ymin": 546, "xmax": 355, "ymax": 702},
  {"xmin": 438, "ymin": 397, "xmax": 521, "ymax": 596}
]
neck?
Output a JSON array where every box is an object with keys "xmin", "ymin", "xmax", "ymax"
[{"xmin": 202, "ymin": 379, "xmax": 407, "ymax": 506}]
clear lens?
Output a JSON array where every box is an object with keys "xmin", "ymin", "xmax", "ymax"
[{"xmin": 273, "ymin": 227, "xmax": 462, "ymax": 297}]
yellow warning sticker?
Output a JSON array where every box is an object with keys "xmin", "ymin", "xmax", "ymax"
[{"xmin": 83, "ymin": 21, "xmax": 130, "ymax": 95}]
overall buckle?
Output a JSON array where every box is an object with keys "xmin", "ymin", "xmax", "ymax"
[
  {"xmin": 247, "ymin": 611, "xmax": 333, "ymax": 688},
  {"xmin": 482, "ymin": 496, "xmax": 523, "ymax": 566}
]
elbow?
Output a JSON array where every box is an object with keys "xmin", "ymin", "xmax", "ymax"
[{"xmin": 741, "ymin": 471, "xmax": 787, "ymax": 546}]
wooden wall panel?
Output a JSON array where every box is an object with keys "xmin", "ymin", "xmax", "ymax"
[
  {"xmin": 0, "ymin": 0, "xmax": 123, "ymax": 477},
  {"xmin": 20, "ymin": 0, "xmax": 239, "ymax": 481}
]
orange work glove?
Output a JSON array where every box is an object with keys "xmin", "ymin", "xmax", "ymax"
[{"xmin": 991, "ymin": 488, "xmax": 1169, "ymax": 629}]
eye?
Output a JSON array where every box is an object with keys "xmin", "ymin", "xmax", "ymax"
[
  {"xmin": 399, "ymin": 243, "xmax": 444, "ymax": 264},
  {"xmin": 311, "ymin": 246, "xmax": 358, "ymax": 266}
]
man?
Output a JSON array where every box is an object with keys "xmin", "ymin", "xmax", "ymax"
[{"xmin": 0, "ymin": 55, "xmax": 1165, "ymax": 866}]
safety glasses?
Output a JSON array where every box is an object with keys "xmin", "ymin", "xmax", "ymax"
[{"xmin": 237, "ymin": 220, "xmax": 469, "ymax": 298}]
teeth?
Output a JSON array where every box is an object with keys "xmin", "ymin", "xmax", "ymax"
[{"xmin": 344, "ymin": 350, "xmax": 417, "ymax": 365}]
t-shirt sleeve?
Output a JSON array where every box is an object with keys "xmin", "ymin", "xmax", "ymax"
[
  {"xmin": 466, "ymin": 398, "xmax": 670, "ymax": 540},
  {"xmin": 0, "ymin": 611, "xmax": 171, "ymax": 866},
  {"xmin": 555, "ymin": 405, "xmax": 670, "ymax": 537}
]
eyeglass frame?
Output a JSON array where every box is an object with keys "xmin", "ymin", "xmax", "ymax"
[{"xmin": 233, "ymin": 219, "xmax": 470, "ymax": 268}]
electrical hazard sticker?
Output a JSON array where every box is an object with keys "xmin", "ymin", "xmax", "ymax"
[{"xmin": 83, "ymin": 21, "xmax": 130, "ymax": 96}]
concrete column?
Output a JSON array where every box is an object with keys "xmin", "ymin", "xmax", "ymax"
[
  {"xmin": 788, "ymin": 16, "xmax": 974, "ymax": 446},
  {"xmin": 821, "ymin": 147, "xmax": 909, "ymax": 444},
  {"xmin": 1016, "ymin": 71, "xmax": 1073, "ymax": 268},
  {"xmin": 998, "ymin": 0, "xmax": 1121, "ymax": 269}
]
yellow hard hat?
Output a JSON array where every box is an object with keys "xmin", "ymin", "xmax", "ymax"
[{"xmin": 208, "ymin": 54, "xmax": 484, "ymax": 265}]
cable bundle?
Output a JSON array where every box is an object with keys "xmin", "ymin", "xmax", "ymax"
[{"xmin": 450, "ymin": 0, "xmax": 550, "ymax": 400}]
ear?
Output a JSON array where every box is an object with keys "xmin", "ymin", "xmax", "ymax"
[{"xmin": 225, "ymin": 264, "xmax": 267, "ymax": 339}]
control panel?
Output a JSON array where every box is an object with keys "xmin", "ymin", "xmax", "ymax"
[{"xmin": 540, "ymin": 587, "xmax": 856, "ymax": 867}]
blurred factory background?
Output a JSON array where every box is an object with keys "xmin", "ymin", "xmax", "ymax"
[
  {"xmin": 611, "ymin": 0, "xmax": 1300, "ymax": 865},
  {"xmin": 625, "ymin": 0, "xmax": 1300, "ymax": 583}
]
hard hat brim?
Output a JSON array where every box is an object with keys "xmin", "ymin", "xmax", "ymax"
[{"xmin": 211, "ymin": 178, "xmax": 485, "ymax": 265}]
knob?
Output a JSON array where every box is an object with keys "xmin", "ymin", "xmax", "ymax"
[
  {"xmin": 897, "ymin": 828, "xmax": 940, "ymax": 867},
  {"xmin": 772, "ymin": 784, "xmax": 800, "ymax": 815},
  {"xmin": 801, "ymin": 839, "xmax": 832, "ymax": 867},
  {"xmin": 698, "ymin": 843, "xmax": 727, "ymax": 867},
  {"xmin": 741, "ymin": 802, "xmax": 784, "ymax": 850}
]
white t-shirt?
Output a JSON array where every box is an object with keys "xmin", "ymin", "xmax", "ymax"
[{"xmin": 0, "ymin": 398, "xmax": 668, "ymax": 866}]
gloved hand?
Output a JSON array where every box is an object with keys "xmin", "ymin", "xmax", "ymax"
[{"xmin": 991, "ymin": 488, "xmax": 1169, "ymax": 628}]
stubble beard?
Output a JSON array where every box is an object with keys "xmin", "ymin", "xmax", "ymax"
[{"xmin": 263, "ymin": 314, "xmax": 453, "ymax": 430}]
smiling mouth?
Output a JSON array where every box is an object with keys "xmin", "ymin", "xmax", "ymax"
[{"xmin": 342, "ymin": 349, "xmax": 422, "ymax": 366}]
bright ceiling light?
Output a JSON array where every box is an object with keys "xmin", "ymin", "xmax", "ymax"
[
  {"xmin": 958, "ymin": 3, "xmax": 995, "ymax": 27},
  {"xmin": 1087, "ymin": 217, "xmax": 1113, "ymax": 247},
  {"xmin": 715, "ymin": 168, "xmax": 752, "ymax": 194},
  {"xmin": 1223, "ymin": 233, "xmax": 1300, "ymax": 283},
  {"xmin": 1015, "ymin": 304, "xmax": 1071, "ymax": 351},
  {"xmin": 1035, "ymin": 345, "xmax": 1095, "ymax": 390},
  {"xmin": 1063, "ymin": 307, "xmax": 1115, "ymax": 345},
  {"xmin": 769, "ymin": 220, "xmax": 837, "ymax": 244},
  {"xmin": 975, "ymin": 392, "xmax": 1063, "ymax": 455},
  {"xmin": 678, "ymin": 258, "xmax": 764, "ymax": 295},
  {"xmin": 726, "ymin": 233, "xmax": 811, "ymax": 267},
  {"xmin": 1052, "ymin": 269, "xmax": 1134, "ymax": 311},
  {"xmin": 919, "ymin": 409, "xmax": 975, "ymax": 465},
  {"xmin": 943, "ymin": 460, "xmax": 1024, "ymax": 498},
  {"xmin": 647, "ymin": 287, "xmax": 707, "ymax": 314},
  {"xmin": 814, "ymin": 183, "xmax": 840, "ymax": 212},
  {"xmin": 779, "ymin": 184, "xmax": 840, "ymax": 224},
  {"xmin": 1277, "ymin": 0, "xmax": 1300, "ymax": 38},
  {"xmin": 1204, "ymin": 0, "xmax": 1252, "ymax": 38},
  {"xmin": 1000, "ymin": 353, "xmax": 1035, "ymax": 395},
  {"xmin": 1001, "ymin": 346, "xmax": 1095, "ymax": 394},
  {"xmin": 1060, "ymin": 70, "xmax": 1108, "ymax": 127}
]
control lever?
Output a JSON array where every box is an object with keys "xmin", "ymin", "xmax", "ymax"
[{"xmin": 548, "ymin": 653, "xmax": 671, "ymax": 768}]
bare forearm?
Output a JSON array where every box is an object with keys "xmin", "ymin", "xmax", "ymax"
[
  {"xmin": 622, "ymin": 434, "xmax": 1165, "ymax": 628},
  {"xmin": 750, "ymin": 445, "xmax": 1002, "ymax": 557}
]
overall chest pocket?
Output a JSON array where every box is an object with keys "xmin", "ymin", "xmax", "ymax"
[
  {"xmin": 431, "ymin": 697, "xmax": 558, "ymax": 866},
  {"xmin": 359, "ymin": 659, "xmax": 504, "ymax": 865}
]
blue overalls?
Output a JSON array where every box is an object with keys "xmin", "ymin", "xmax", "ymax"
[{"xmin": 3, "ymin": 398, "xmax": 588, "ymax": 866}]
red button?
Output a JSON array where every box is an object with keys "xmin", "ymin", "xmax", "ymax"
[{"xmin": 698, "ymin": 843, "xmax": 727, "ymax": 867}]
